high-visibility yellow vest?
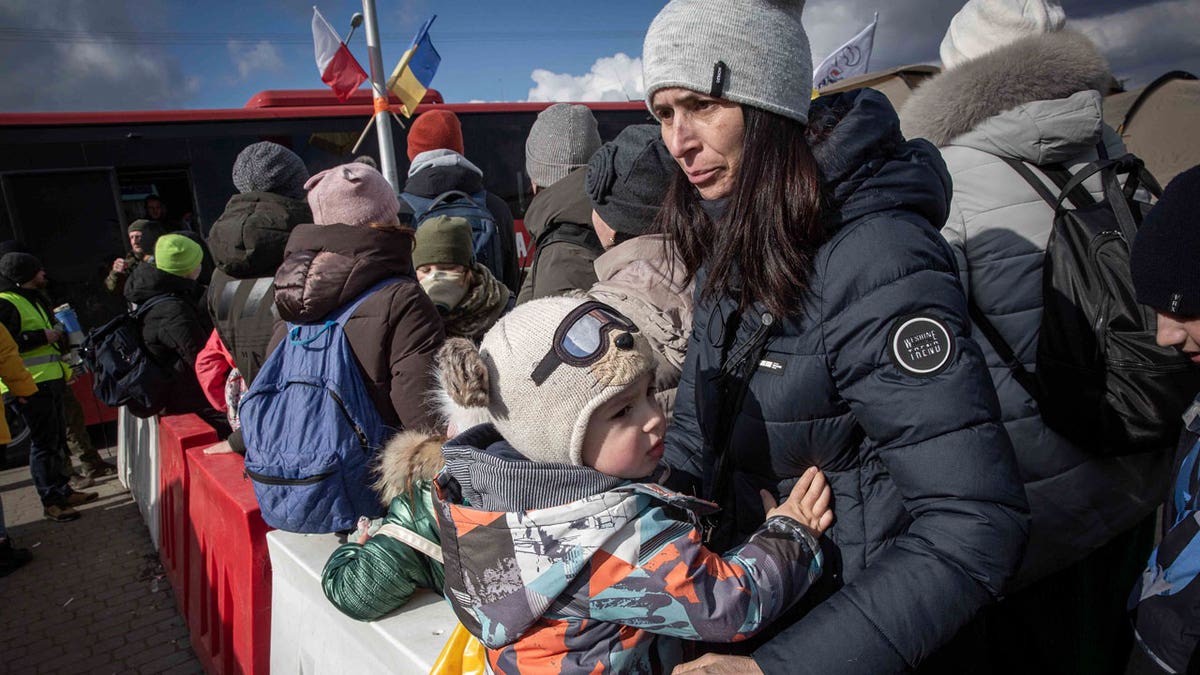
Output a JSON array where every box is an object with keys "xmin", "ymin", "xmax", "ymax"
[{"xmin": 0, "ymin": 290, "xmax": 70, "ymax": 393}]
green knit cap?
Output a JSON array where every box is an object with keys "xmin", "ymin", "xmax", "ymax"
[
  {"xmin": 155, "ymin": 234, "xmax": 203, "ymax": 277},
  {"xmin": 412, "ymin": 216, "xmax": 474, "ymax": 269}
]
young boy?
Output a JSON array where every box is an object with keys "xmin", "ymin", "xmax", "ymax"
[
  {"xmin": 433, "ymin": 296, "xmax": 831, "ymax": 673},
  {"xmin": 1128, "ymin": 164, "xmax": 1200, "ymax": 674}
]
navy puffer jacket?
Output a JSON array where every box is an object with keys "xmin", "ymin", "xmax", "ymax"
[{"xmin": 664, "ymin": 90, "xmax": 1030, "ymax": 674}]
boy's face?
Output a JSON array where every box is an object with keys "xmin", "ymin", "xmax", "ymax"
[
  {"xmin": 581, "ymin": 373, "xmax": 666, "ymax": 480},
  {"xmin": 1156, "ymin": 311, "xmax": 1200, "ymax": 364}
]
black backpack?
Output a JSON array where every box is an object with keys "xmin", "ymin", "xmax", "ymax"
[
  {"xmin": 969, "ymin": 146, "xmax": 1200, "ymax": 456},
  {"xmin": 401, "ymin": 189, "xmax": 504, "ymax": 281},
  {"xmin": 80, "ymin": 294, "xmax": 178, "ymax": 418}
]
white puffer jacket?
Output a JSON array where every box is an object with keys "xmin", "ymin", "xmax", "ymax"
[{"xmin": 901, "ymin": 30, "xmax": 1171, "ymax": 587}]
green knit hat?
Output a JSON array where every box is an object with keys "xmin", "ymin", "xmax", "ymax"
[
  {"xmin": 155, "ymin": 234, "xmax": 203, "ymax": 277},
  {"xmin": 412, "ymin": 216, "xmax": 474, "ymax": 269}
]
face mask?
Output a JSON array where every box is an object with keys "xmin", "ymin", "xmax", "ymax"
[{"xmin": 420, "ymin": 270, "xmax": 468, "ymax": 313}]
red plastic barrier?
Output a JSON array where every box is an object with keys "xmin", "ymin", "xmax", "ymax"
[
  {"xmin": 69, "ymin": 371, "xmax": 119, "ymax": 426},
  {"xmin": 185, "ymin": 444, "xmax": 272, "ymax": 675},
  {"xmin": 157, "ymin": 414, "xmax": 218, "ymax": 619}
]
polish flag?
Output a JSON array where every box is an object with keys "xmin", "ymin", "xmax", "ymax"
[{"xmin": 312, "ymin": 7, "xmax": 368, "ymax": 103}]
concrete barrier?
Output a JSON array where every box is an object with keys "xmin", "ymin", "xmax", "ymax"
[{"xmin": 267, "ymin": 530, "xmax": 457, "ymax": 674}]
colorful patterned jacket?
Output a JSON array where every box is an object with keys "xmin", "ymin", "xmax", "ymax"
[{"xmin": 433, "ymin": 424, "xmax": 823, "ymax": 673}]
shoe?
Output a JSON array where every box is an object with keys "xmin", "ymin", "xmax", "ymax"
[
  {"xmin": 66, "ymin": 490, "xmax": 99, "ymax": 507},
  {"xmin": 0, "ymin": 539, "xmax": 33, "ymax": 577},
  {"xmin": 68, "ymin": 473, "xmax": 95, "ymax": 490},
  {"xmin": 43, "ymin": 504, "xmax": 80, "ymax": 522},
  {"xmin": 82, "ymin": 460, "xmax": 118, "ymax": 479}
]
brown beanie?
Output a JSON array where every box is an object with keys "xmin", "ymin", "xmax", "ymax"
[{"xmin": 407, "ymin": 110, "xmax": 465, "ymax": 161}]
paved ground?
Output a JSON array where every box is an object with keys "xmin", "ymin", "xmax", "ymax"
[{"xmin": 0, "ymin": 442, "xmax": 201, "ymax": 675}]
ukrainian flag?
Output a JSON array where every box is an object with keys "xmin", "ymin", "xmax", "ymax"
[{"xmin": 388, "ymin": 16, "xmax": 440, "ymax": 117}]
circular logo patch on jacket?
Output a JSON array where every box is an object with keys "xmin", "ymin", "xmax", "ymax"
[{"xmin": 887, "ymin": 315, "xmax": 954, "ymax": 377}]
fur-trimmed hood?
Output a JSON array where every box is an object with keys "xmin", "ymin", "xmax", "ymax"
[
  {"xmin": 372, "ymin": 429, "xmax": 446, "ymax": 505},
  {"xmin": 900, "ymin": 30, "xmax": 1112, "ymax": 147}
]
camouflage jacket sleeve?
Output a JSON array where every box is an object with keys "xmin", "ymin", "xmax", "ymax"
[{"xmin": 583, "ymin": 510, "xmax": 822, "ymax": 643}]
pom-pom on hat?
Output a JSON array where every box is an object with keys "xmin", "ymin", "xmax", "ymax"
[
  {"xmin": 642, "ymin": 0, "xmax": 813, "ymax": 125},
  {"xmin": 0, "ymin": 252, "xmax": 42, "ymax": 285},
  {"xmin": 1131, "ymin": 165, "xmax": 1200, "ymax": 316},
  {"xmin": 305, "ymin": 163, "xmax": 400, "ymax": 228},
  {"xmin": 232, "ymin": 141, "xmax": 310, "ymax": 200},
  {"xmin": 437, "ymin": 297, "xmax": 656, "ymax": 466},
  {"xmin": 412, "ymin": 216, "xmax": 475, "ymax": 270},
  {"xmin": 155, "ymin": 234, "xmax": 203, "ymax": 278},
  {"xmin": 407, "ymin": 110, "xmax": 465, "ymax": 161},
  {"xmin": 525, "ymin": 104, "xmax": 601, "ymax": 189},
  {"xmin": 586, "ymin": 124, "xmax": 676, "ymax": 237},
  {"xmin": 940, "ymin": 0, "xmax": 1067, "ymax": 70}
]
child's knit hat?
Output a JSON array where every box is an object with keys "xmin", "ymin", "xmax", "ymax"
[
  {"xmin": 438, "ymin": 296, "xmax": 656, "ymax": 466},
  {"xmin": 304, "ymin": 163, "xmax": 400, "ymax": 227},
  {"xmin": 1131, "ymin": 165, "xmax": 1200, "ymax": 316}
]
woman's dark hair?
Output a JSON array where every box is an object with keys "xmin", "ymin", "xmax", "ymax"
[{"xmin": 656, "ymin": 105, "xmax": 831, "ymax": 317}]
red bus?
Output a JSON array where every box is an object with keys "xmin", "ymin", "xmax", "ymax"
[{"xmin": 0, "ymin": 89, "xmax": 649, "ymax": 338}]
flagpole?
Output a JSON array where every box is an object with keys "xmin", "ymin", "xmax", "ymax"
[
  {"xmin": 361, "ymin": 0, "xmax": 399, "ymax": 190},
  {"xmin": 865, "ymin": 12, "xmax": 879, "ymax": 73}
]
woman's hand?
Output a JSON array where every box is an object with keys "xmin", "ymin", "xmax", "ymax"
[
  {"xmin": 673, "ymin": 654, "xmax": 763, "ymax": 674},
  {"xmin": 203, "ymin": 441, "xmax": 234, "ymax": 455},
  {"xmin": 761, "ymin": 466, "xmax": 834, "ymax": 535}
]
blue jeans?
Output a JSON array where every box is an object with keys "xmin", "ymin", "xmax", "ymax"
[{"xmin": 18, "ymin": 379, "xmax": 71, "ymax": 507}]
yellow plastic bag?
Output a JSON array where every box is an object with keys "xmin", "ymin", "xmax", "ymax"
[{"xmin": 430, "ymin": 622, "xmax": 486, "ymax": 675}]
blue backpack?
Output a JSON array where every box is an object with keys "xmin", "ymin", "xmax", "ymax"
[
  {"xmin": 240, "ymin": 280, "xmax": 398, "ymax": 533},
  {"xmin": 1128, "ymin": 400, "xmax": 1200, "ymax": 671},
  {"xmin": 402, "ymin": 189, "xmax": 504, "ymax": 280}
]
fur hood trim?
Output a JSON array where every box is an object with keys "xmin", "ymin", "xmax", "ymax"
[
  {"xmin": 901, "ymin": 30, "xmax": 1111, "ymax": 146},
  {"xmin": 372, "ymin": 429, "xmax": 446, "ymax": 505}
]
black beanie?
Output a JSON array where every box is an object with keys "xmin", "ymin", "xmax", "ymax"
[
  {"xmin": 585, "ymin": 124, "xmax": 677, "ymax": 237},
  {"xmin": 0, "ymin": 252, "xmax": 42, "ymax": 285},
  {"xmin": 1132, "ymin": 164, "xmax": 1200, "ymax": 315},
  {"xmin": 0, "ymin": 240, "xmax": 31, "ymax": 258}
]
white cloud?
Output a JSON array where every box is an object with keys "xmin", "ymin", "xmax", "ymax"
[
  {"xmin": 228, "ymin": 40, "xmax": 285, "ymax": 81},
  {"xmin": 526, "ymin": 53, "xmax": 644, "ymax": 103}
]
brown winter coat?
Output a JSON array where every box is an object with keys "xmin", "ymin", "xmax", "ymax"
[{"xmin": 269, "ymin": 223, "xmax": 445, "ymax": 432}]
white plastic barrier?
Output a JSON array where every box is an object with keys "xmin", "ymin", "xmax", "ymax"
[
  {"xmin": 116, "ymin": 407, "xmax": 160, "ymax": 547},
  {"xmin": 267, "ymin": 530, "xmax": 458, "ymax": 674}
]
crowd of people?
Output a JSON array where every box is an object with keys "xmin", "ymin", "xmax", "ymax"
[{"xmin": 1, "ymin": 0, "xmax": 1198, "ymax": 672}]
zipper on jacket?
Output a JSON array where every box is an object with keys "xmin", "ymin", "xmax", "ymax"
[{"xmin": 245, "ymin": 468, "xmax": 334, "ymax": 486}]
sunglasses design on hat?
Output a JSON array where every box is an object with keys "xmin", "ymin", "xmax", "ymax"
[{"xmin": 531, "ymin": 301, "xmax": 640, "ymax": 385}]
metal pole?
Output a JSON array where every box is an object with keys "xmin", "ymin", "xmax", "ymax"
[
  {"xmin": 361, "ymin": 0, "xmax": 399, "ymax": 190},
  {"xmin": 864, "ymin": 12, "xmax": 879, "ymax": 74}
]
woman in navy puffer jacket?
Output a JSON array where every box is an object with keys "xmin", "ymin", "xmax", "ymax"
[{"xmin": 642, "ymin": 2, "xmax": 1030, "ymax": 673}]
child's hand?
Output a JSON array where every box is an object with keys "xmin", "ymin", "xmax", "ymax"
[{"xmin": 760, "ymin": 467, "xmax": 833, "ymax": 535}]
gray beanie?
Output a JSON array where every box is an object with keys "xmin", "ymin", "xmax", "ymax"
[
  {"xmin": 525, "ymin": 104, "xmax": 601, "ymax": 189},
  {"xmin": 439, "ymin": 297, "xmax": 656, "ymax": 466},
  {"xmin": 232, "ymin": 141, "xmax": 310, "ymax": 200},
  {"xmin": 940, "ymin": 0, "xmax": 1066, "ymax": 70},
  {"xmin": 586, "ymin": 124, "xmax": 676, "ymax": 237},
  {"xmin": 642, "ymin": 0, "xmax": 813, "ymax": 125}
]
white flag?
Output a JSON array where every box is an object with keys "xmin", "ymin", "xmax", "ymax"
[{"xmin": 813, "ymin": 15, "xmax": 878, "ymax": 90}]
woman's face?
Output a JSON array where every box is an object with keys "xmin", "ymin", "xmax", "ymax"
[{"xmin": 650, "ymin": 87, "xmax": 745, "ymax": 200}]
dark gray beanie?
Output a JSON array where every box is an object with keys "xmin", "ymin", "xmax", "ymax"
[
  {"xmin": 525, "ymin": 104, "xmax": 601, "ymax": 189},
  {"xmin": 586, "ymin": 124, "xmax": 676, "ymax": 236},
  {"xmin": 232, "ymin": 141, "xmax": 310, "ymax": 200},
  {"xmin": 0, "ymin": 252, "xmax": 42, "ymax": 285},
  {"xmin": 642, "ymin": 0, "xmax": 813, "ymax": 124},
  {"xmin": 1131, "ymin": 164, "xmax": 1200, "ymax": 316}
]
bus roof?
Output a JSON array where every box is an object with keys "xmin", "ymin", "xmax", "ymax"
[{"xmin": 0, "ymin": 89, "xmax": 646, "ymax": 127}]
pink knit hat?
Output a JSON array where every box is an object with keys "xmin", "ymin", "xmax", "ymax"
[{"xmin": 304, "ymin": 163, "xmax": 400, "ymax": 227}]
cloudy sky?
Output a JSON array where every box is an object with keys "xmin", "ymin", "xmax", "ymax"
[{"xmin": 0, "ymin": 0, "xmax": 1195, "ymax": 112}]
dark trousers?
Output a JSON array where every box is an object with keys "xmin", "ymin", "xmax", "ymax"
[
  {"xmin": 981, "ymin": 516, "xmax": 1158, "ymax": 675},
  {"xmin": 20, "ymin": 379, "xmax": 71, "ymax": 507}
]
